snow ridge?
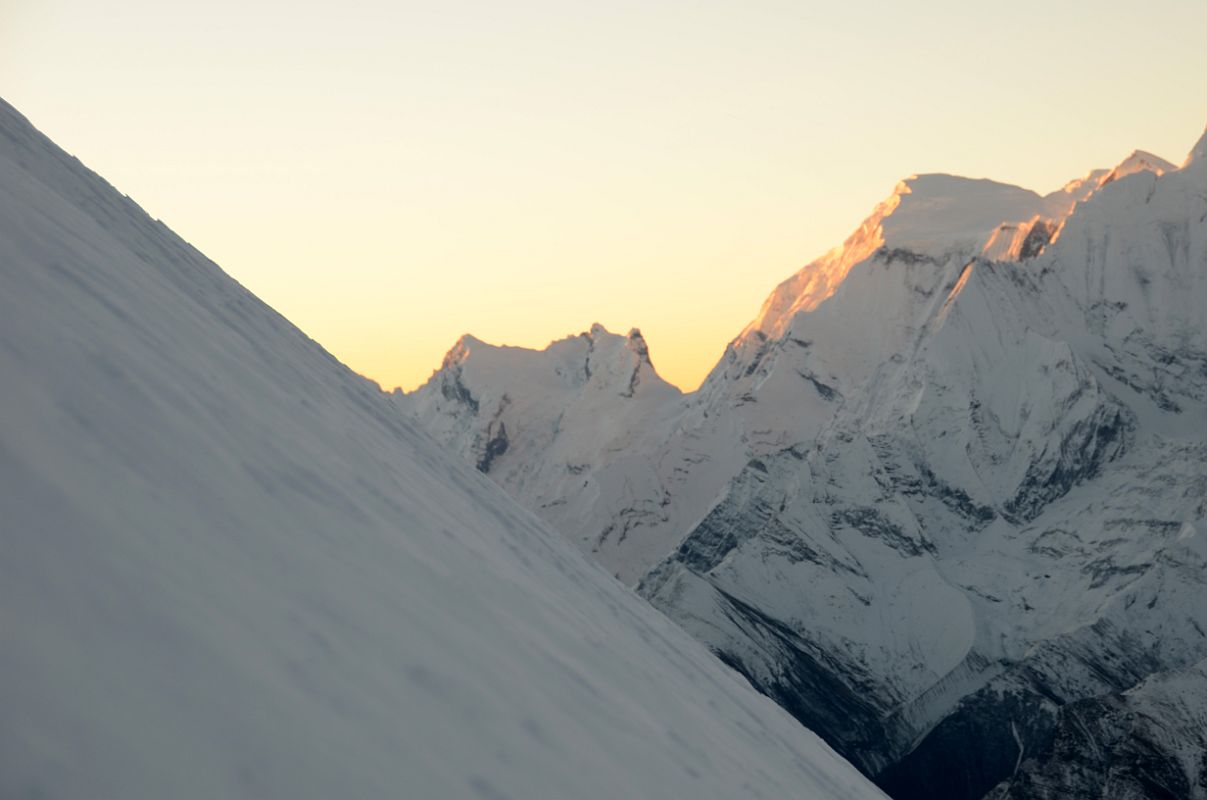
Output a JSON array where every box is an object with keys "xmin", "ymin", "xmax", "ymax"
[{"xmin": 0, "ymin": 96, "xmax": 886, "ymax": 800}]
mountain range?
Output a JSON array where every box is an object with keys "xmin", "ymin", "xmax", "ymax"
[{"xmin": 408, "ymin": 127, "xmax": 1207, "ymax": 799}]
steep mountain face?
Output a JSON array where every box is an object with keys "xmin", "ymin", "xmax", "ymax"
[
  {"xmin": 649, "ymin": 137, "xmax": 1207, "ymax": 799},
  {"xmin": 412, "ymin": 127, "xmax": 1207, "ymax": 799},
  {"xmin": 986, "ymin": 658, "xmax": 1207, "ymax": 799},
  {"xmin": 406, "ymin": 324, "xmax": 688, "ymax": 577},
  {"xmin": 0, "ymin": 97, "xmax": 890, "ymax": 800}
]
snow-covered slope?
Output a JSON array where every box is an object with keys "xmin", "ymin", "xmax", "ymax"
[
  {"xmin": 412, "ymin": 125, "xmax": 1207, "ymax": 799},
  {"xmin": 0, "ymin": 97, "xmax": 888, "ymax": 800}
]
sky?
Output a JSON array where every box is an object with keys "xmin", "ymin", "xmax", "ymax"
[{"xmin": 5, "ymin": 0, "xmax": 1207, "ymax": 391}]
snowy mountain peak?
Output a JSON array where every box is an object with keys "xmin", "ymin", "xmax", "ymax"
[
  {"xmin": 983, "ymin": 151, "xmax": 1176, "ymax": 262},
  {"xmin": 883, "ymin": 174, "xmax": 1047, "ymax": 249},
  {"xmin": 436, "ymin": 324, "xmax": 657, "ymax": 386},
  {"xmin": 409, "ymin": 323, "xmax": 679, "ymax": 471},
  {"xmin": 406, "ymin": 322, "xmax": 684, "ymax": 573},
  {"xmin": 740, "ymin": 174, "xmax": 1049, "ymax": 344},
  {"xmin": 1100, "ymin": 149, "xmax": 1177, "ymax": 186},
  {"xmin": 427, "ymin": 324, "xmax": 673, "ymax": 401},
  {"xmin": 444, "ymin": 332, "xmax": 485, "ymax": 366},
  {"xmin": 1039, "ymin": 152, "xmax": 1169, "ymax": 219},
  {"xmin": 582, "ymin": 322, "xmax": 653, "ymax": 362}
]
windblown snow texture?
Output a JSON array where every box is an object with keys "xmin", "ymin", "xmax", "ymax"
[
  {"xmin": 0, "ymin": 97, "xmax": 886, "ymax": 800},
  {"xmin": 413, "ymin": 127, "xmax": 1207, "ymax": 799}
]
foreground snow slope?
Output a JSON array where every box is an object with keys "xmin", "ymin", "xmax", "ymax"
[{"xmin": 0, "ymin": 97, "xmax": 885, "ymax": 800}]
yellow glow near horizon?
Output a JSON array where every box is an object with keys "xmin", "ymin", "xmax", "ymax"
[{"xmin": 5, "ymin": 0, "xmax": 1207, "ymax": 391}]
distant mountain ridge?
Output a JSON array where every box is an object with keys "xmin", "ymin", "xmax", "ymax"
[{"xmin": 409, "ymin": 125, "xmax": 1207, "ymax": 799}]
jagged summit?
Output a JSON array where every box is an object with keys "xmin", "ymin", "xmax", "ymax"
[
  {"xmin": 981, "ymin": 150, "xmax": 1176, "ymax": 263},
  {"xmin": 624, "ymin": 326, "xmax": 653, "ymax": 362},
  {"xmin": 1038, "ymin": 149, "xmax": 1175, "ymax": 221},
  {"xmin": 442, "ymin": 332, "xmax": 484, "ymax": 366},
  {"xmin": 1100, "ymin": 149, "xmax": 1177, "ymax": 185},
  {"xmin": 439, "ymin": 323, "xmax": 655, "ymax": 374},
  {"xmin": 430, "ymin": 323, "xmax": 669, "ymax": 394},
  {"xmin": 407, "ymin": 320, "xmax": 685, "ymax": 573}
]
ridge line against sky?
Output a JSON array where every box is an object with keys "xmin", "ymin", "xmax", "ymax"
[{"xmin": 5, "ymin": 0, "xmax": 1207, "ymax": 391}]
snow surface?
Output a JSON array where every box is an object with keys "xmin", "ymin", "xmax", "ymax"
[{"xmin": 0, "ymin": 97, "xmax": 886, "ymax": 800}]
